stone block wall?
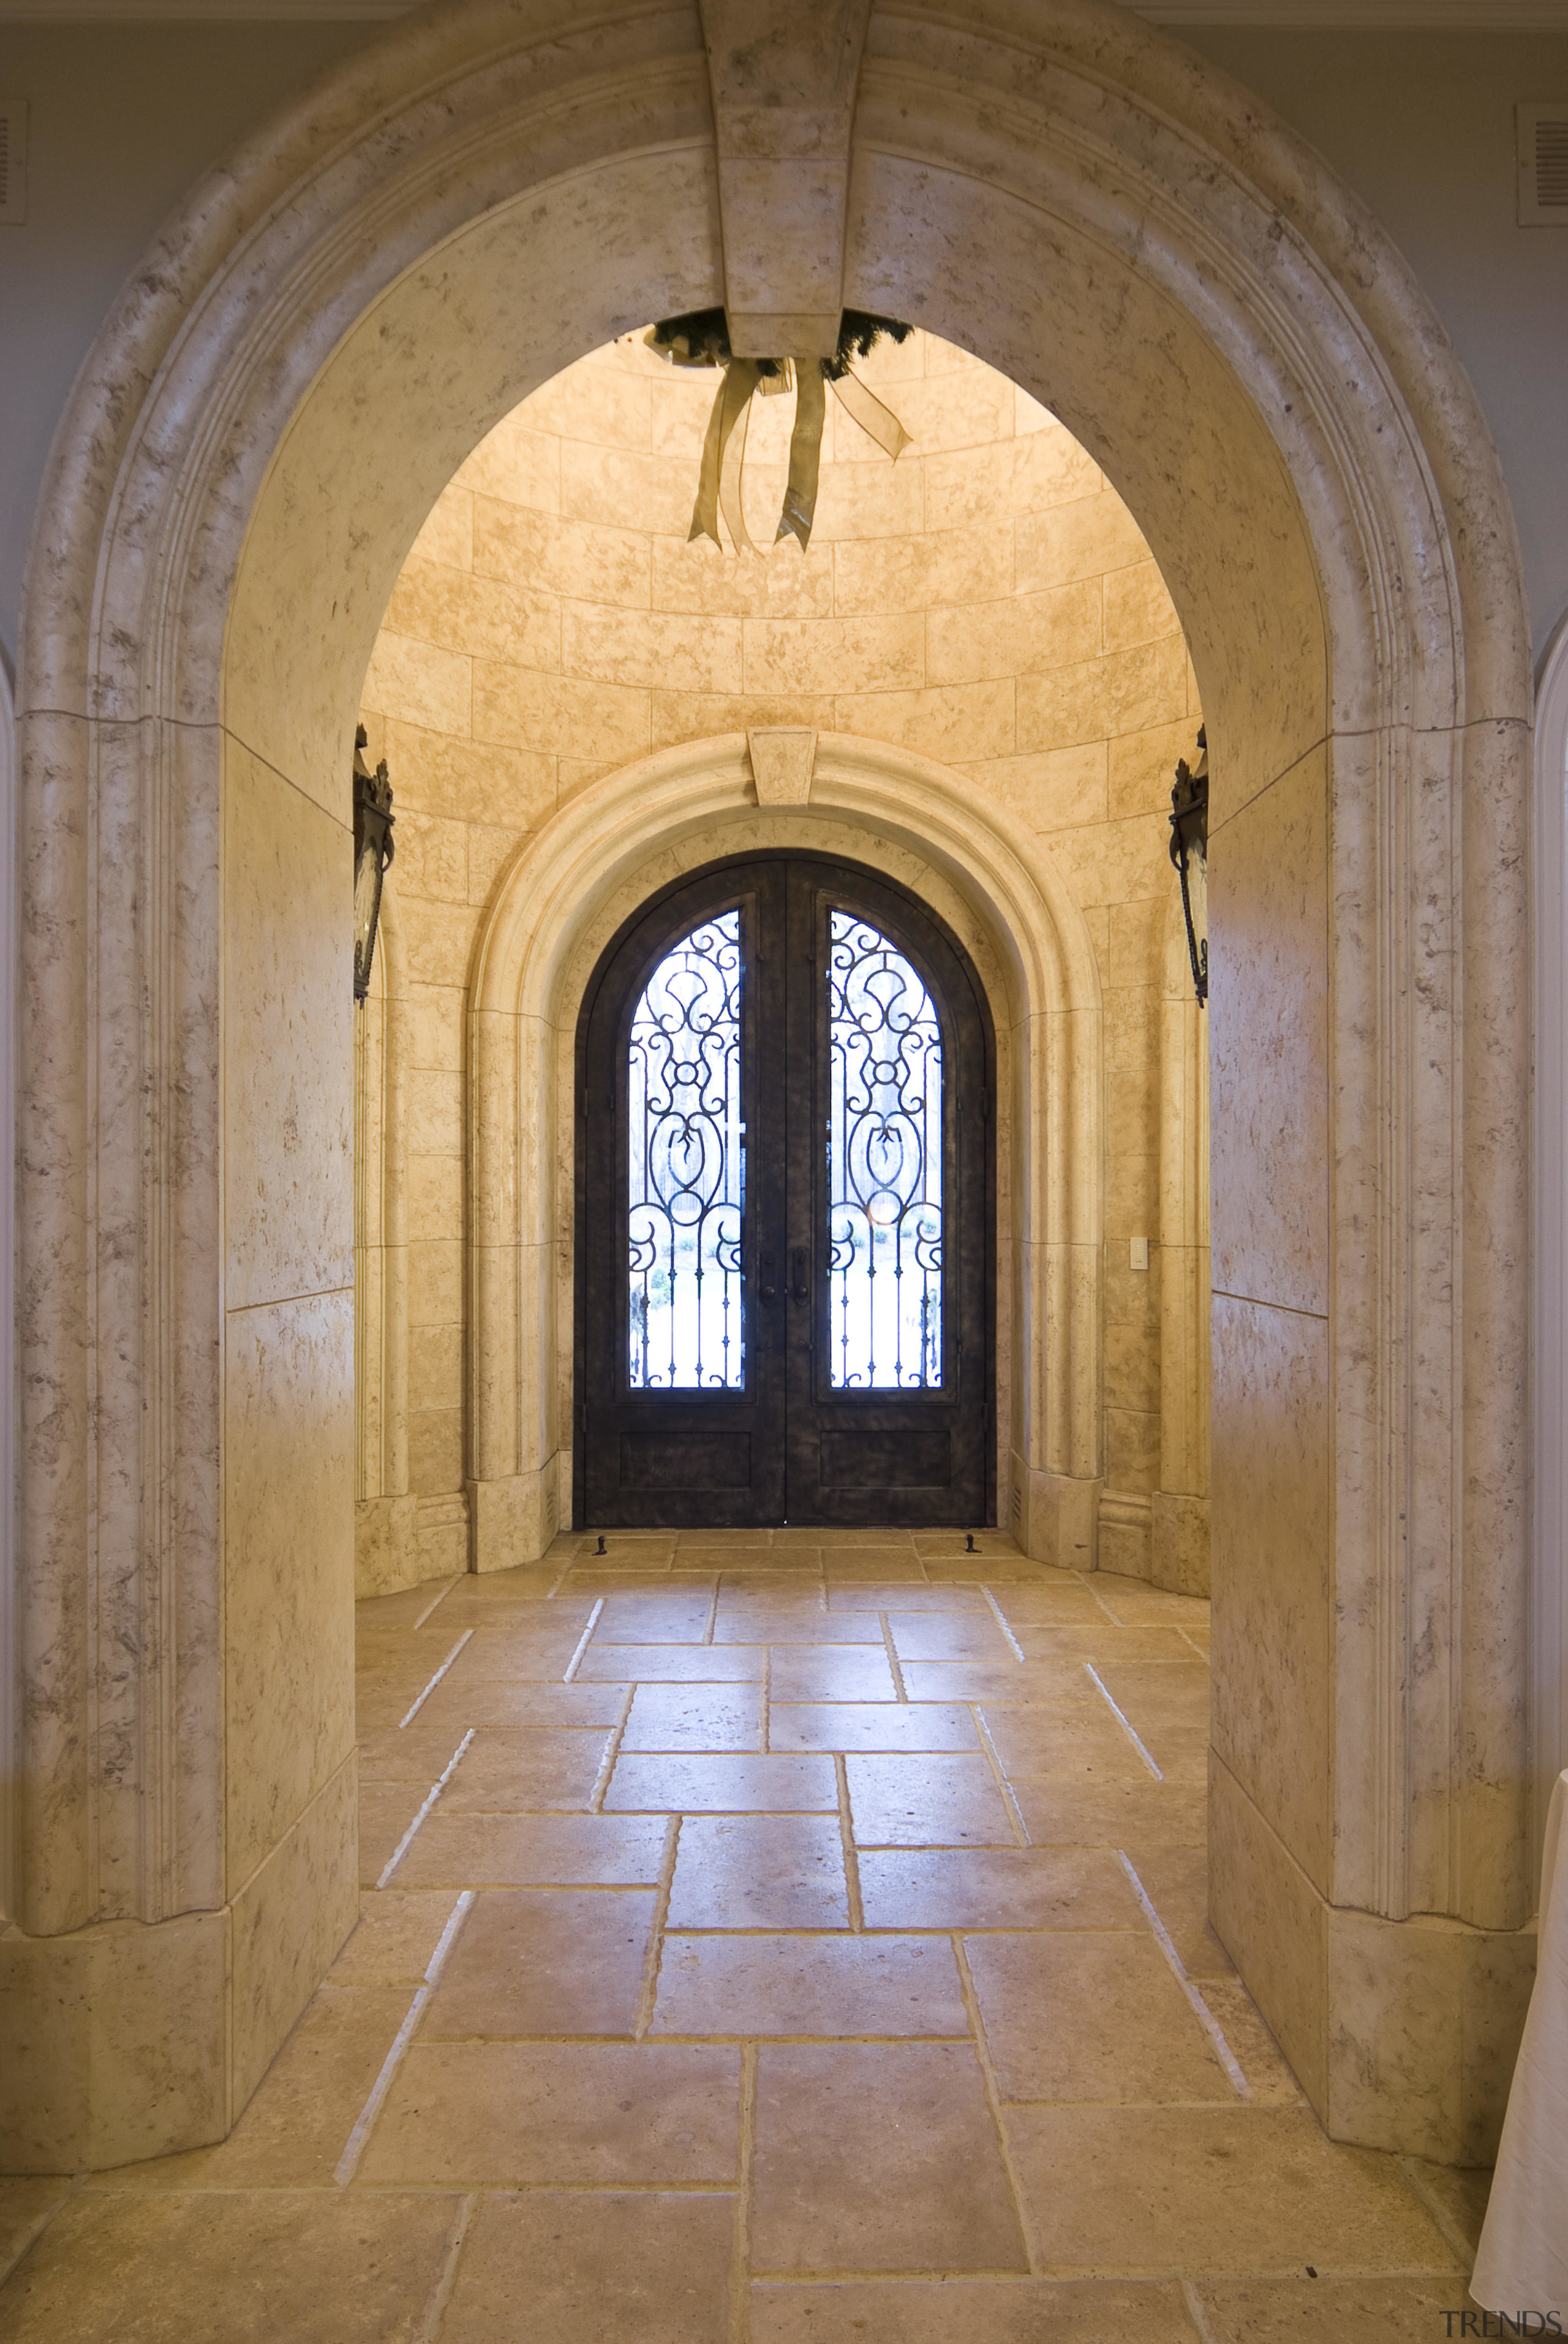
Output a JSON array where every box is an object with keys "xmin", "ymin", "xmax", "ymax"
[{"xmin": 356, "ymin": 328, "xmax": 1207, "ymax": 1586}]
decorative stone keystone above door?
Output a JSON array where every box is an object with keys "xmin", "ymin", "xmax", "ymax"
[
  {"xmin": 749, "ymin": 727, "xmax": 818, "ymax": 804},
  {"xmin": 696, "ymin": 0, "xmax": 873, "ymax": 357}
]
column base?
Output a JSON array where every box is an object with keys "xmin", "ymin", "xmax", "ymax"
[
  {"xmin": 468, "ymin": 1461, "xmax": 562, "ymax": 1571},
  {"xmin": 1152, "ymin": 1489, "xmax": 1210, "ymax": 1596},
  {"xmin": 354, "ymin": 1492, "xmax": 420, "ymax": 1597},
  {"xmin": 1209, "ymin": 1751, "xmax": 1537, "ymax": 2163},
  {"xmin": 0, "ymin": 1758, "xmax": 357, "ymax": 2174},
  {"xmin": 1013, "ymin": 1462, "xmax": 1101, "ymax": 1570}
]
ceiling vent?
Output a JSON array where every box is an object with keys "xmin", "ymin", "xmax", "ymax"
[
  {"xmin": 0, "ymin": 100, "xmax": 26, "ymax": 227},
  {"xmin": 1518, "ymin": 104, "xmax": 1568, "ymax": 224}
]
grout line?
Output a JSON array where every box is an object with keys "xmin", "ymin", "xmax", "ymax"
[
  {"xmin": 336, "ymin": 1890, "xmax": 475, "ymax": 2184},
  {"xmin": 1177, "ymin": 1627, "xmax": 1209, "ymax": 1662},
  {"xmin": 591, "ymin": 1684, "xmax": 636, "ymax": 1813},
  {"xmin": 417, "ymin": 2191, "xmax": 477, "ymax": 2343},
  {"xmin": 760, "ymin": 1650, "xmax": 772, "ymax": 1755},
  {"xmin": 703, "ymin": 1582, "xmax": 720, "ymax": 1645},
  {"xmin": 730, "ymin": 2043, "xmax": 758, "ymax": 2344},
  {"xmin": 1396, "ymin": 2154, "xmax": 1479, "ymax": 2272},
  {"xmin": 835, "ymin": 1753, "xmax": 864, "ymax": 1931},
  {"xmin": 1076, "ymin": 1571, "xmax": 1125, "ymax": 1627},
  {"xmin": 1084, "ymin": 1663, "xmax": 1163, "ymax": 1780},
  {"xmin": 635, "ymin": 1816, "xmax": 681, "ymax": 2040},
  {"xmin": 562, "ymin": 1598, "xmax": 605, "ymax": 1684},
  {"xmin": 412, "ymin": 1578, "xmax": 461, "ymax": 1633},
  {"xmin": 1179, "ymin": 2278, "xmax": 1224, "ymax": 2344},
  {"xmin": 376, "ymin": 1734, "xmax": 477, "ymax": 1888},
  {"xmin": 1117, "ymin": 1850, "xmax": 1251, "ymax": 2100},
  {"xmin": 973, "ymin": 1707, "xmax": 1031, "ymax": 1847},
  {"xmin": 981, "ymin": 1586, "xmax": 1027, "ymax": 1663},
  {"xmin": 878, "ymin": 1612, "xmax": 908, "ymax": 1702},
  {"xmin": 953, "ymin": 1934, "xmax": 1039, "ymax": 2274},
  {"xmin": 399, "ymin": 1632, "xmax": 475, "ymax": 1729}
]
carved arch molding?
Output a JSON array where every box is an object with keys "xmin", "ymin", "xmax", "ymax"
[{"xmin": 3, "ymin": 0, "xmax": 1536, "ymax": 2172}]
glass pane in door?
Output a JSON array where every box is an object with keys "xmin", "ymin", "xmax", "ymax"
[
  {"xmin": 827, "ymin": 909, "xmax": 943, "ymax": 1388},
  {"xmin": 627, "ymin": 910, "xmax": 744, "ymax": 1388}
]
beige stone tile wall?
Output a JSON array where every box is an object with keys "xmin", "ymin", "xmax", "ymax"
[{"xmin": 357, "ymin": 330, "xmax": 1204, "ymax": 1571}]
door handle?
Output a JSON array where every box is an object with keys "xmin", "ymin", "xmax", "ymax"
[{"xmin": 790, "ymin": 1249, "xmax": 809, "ymax": 1303}]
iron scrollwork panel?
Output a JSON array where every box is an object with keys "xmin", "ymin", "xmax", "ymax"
[
  {"xmin": 626, "ymin": 909, "xmax": 745, "ymax": 1389},
  {"xmin": 826, "ymin": 909, "xmax": 944, "ymax": 1389}
]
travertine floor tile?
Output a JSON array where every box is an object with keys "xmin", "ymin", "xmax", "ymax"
[
  {"xmin": 330, "ymin": 1889, "xmax": 470, "ymax": 1982},
  {"xmin": 652, "ymin": 1932, "xmax": 969, "ymax": 2036},
  {"xmin": 0, "ymin": 2190, "xmax": 461, "ymax": 2342},
  {"xmin": 1093, "ymin": 1576, "xmax": 1210, "ymax": 1626},
  {"xmin": 421, "ymin": 1887, "xmax": 656, "ymax": 2036},
  {"xmin": 886, "ymin": 1612, "xmax": 1017, "ymax": 1662},
  {"xmin": 360, "ymin": 2041, "xmax": 741, "ymax": 2185},
  {"xmin": 413, "ymin": 1678, "xmax": 627, "ymax": 1733},
  {"xmin": 856, "ymin": 1846, "xmax": 1142, "ymax": 1932},
  {"xmin": 358, "ymin": 1780, "xmax": 430, "ymax": 1884},
  {"xmin": 1091, "ymin": 1657, "xmax": 1211, "ymax": 1728},
  {"xmin": 595, "ymin": 1589, "xmax": 715, "ymax": 1643},
  {"xmin": 0, "ymin": 2183, "xmax": 69, "ymax": 2286},
  {"xmin": 1191, "ymin": 2276, "xmax": 1475, "ymax": 2339},
  {"xmin": 750, "ymin": 2277, "xmax": 1204, "ymax": 2342},
  {"xmin": 967, "ymin": 1933, "xmax": 1232, "ymax": 2102},
  {"xmin": 441, "ymin": 1629, "xmax": 596, "ymax": 1682},
  {"xmin": 623, "ymin": 1680, "xmax": 763, "ymax": 1750},
  {"xmin": 981, "ymin": 1701, "xmax": 1154, "ymax": 1783},
  {"xmin": 393, "ymin": 1810, "xmax": 668, "ymax": 1887},
  {"xmin": 439, "ymin": 2191, "xmax": 737, "ymax": 2344},
  {"xmin": 1120, "ymin": 1843, "xmax": 1234, "ymax": 1977},
  {"xmin": 751, "ymin": 2043, "xmax": 1029, "ymax": 2274},
  {"xmin": 714, "ymin": 1609, "xmax": 883, "ymax": 1646},
  {"xmin": 1011, "ymin": 1778, "xmax": 1207, "ymax": 1846},
  {"xmin": 812, "ymin": 1547, "xmax": 924, "ymax": 1574},
  {"xmin": 1003, "ymin": 2106, "xmax": 1463, "ymax": 2273},
  {"xmin": 1403, "ymin": 2157, "xmax": 1493, "ymax": 2253},
  {"xmin": 435, "ymin": 1728, "xmax": 609, "ymax": 1812},
  {"xmin": 1198, "ymin": 1980, "xmax": 1306, "ymax": 2105},
  {"xmin": 358, "ymin": 1724, "xmax": 489, "ymax": 1782},
  {"xmin": 896, "ymin": 1660, "xmax": 1073, "ymax": 1704},
  {"xmin": 577, "ymin": 1642, "xmax": 765, "ymax": 1682},
  {"xmin": 824, "ymin": 1581, "xmax": 987, "ymax": 1611},
  {"xmin": 667, "ymin": 1815, "xmax": 850, "ymax": 1929},
  {"xmin": 769, "ymin": 1646, "xmax": 899, "ymax": 1702},
  {"xmin": 606, "ymin": 1752, "xmax": 839, "ymax": 1812},
  {"xmin": 847, "ymin": 1753, "xmax": 1017, "ymax": 1845},
  {"xmin": 1006, "ymin": 1622, "xmax": 1202, "ymax": 1665},
  {"xmin": 769, "ymin": 1701, "xmax": 979, "ymax": 1753}
]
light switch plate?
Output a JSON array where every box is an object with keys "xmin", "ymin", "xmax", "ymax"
[{"xmin": 1130, "ymin": 1236, "xmax": 1150, "ymax": 1271}]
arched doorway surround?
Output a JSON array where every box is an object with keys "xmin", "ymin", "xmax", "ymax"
[
  {"xmin": 464, "ymin": 733, "xmax": 1099, "ymax": 1571},
  {"xmin": 4, "ymin": 0, "xmax": 1537, "ymax": 2171}
]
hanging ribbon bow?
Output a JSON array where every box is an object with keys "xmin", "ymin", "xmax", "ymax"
[{"xmin": 647, "ymin": 309, "xmax": 913, "ymax": 554}]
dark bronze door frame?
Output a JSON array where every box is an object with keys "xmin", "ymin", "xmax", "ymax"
[{"xmin": 574, "ymin": 852, "xmax": 994, "ymax": 1528}]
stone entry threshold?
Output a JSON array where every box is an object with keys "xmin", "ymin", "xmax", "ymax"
[{"xmin": 0, "ymin": 1535, "xmax": 1490, "ymax": 2339}]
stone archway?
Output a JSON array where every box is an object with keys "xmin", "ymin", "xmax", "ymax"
[
  {"xmin": 3, "ymin": 0, "xmax": 1534, "ymax": 2171},
  {"xmin": 461, "ymin": 729, "xmax": 1103, "ymax": 1574}
]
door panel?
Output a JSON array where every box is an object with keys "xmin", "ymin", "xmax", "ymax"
[{"xmin": 576, "ymin": 853, "xmax": 992, "ymax": 1528}]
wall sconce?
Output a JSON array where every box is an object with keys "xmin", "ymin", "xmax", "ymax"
[
  {"xmin": 1169, "ymin": 727, "xmax": 1208, "ymax": 1007},
  {"xmin": 353, "ymin": 725, "xmax": 395, "ymax": 1001}
]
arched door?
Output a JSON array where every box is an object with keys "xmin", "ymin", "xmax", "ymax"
[{"xmin": 575, "ymin": 853, "xmax": 994, "ymax": 1528}]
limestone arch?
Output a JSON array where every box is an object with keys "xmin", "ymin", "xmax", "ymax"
[
  {"xmin": 461, "ymin": 729, "xmax": 1104, "ymax": 1567},
  {"xmin": 5, "ymin": 0, "xmax": 1536, "ymax": 2169}
]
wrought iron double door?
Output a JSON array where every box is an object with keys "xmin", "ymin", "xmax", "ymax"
[{"xmin": 576, "ymin": 854, "xmax": 993, "ymax": 1527}]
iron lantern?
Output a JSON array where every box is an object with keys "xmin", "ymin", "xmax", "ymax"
[
  {"xmin": 1169, "ymin": 727, "xmax": 1208, "ymax": 1007},
  {"xmin": 353, "ymin": 725, "xmax": 395, "ymax": 1001}
]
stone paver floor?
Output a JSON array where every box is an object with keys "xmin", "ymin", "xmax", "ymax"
[{"xmin": 0, "ymin": 1531, "xmax": 1492, "ymax": 2340}]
